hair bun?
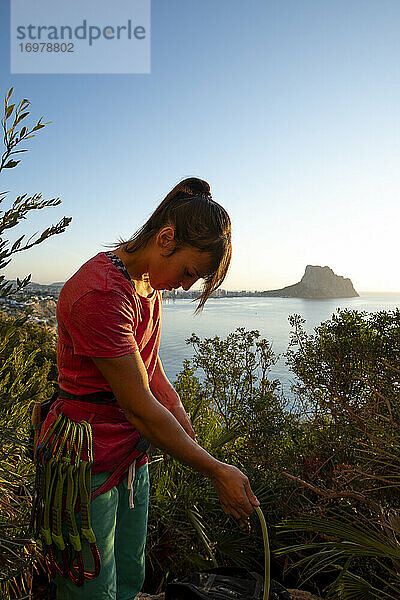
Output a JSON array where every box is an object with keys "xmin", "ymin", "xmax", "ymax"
[{"xmin": 176, "ymin": 177, "xmax": 212, "ymax": 200}]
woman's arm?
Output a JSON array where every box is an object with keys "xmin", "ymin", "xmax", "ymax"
[
  {"xmin": 92, "ymin": 351, "xmax": 259, "ymax": 520},
  {"xmin": 149, "ymin": 355, "xmax": 179, "ymax": 409},
  {"xmin": 149, "ymin": 355, "xmax": 196, "ymax": 440}
]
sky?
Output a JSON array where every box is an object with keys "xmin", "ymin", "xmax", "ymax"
[{"xmin": 1, "ymin": 0, "xmax": 400, "ymax": 292}]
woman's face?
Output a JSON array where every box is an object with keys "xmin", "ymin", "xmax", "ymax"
[{"xmin": 148, "ymin": 228, "xmax": 212, "ymax": 291}]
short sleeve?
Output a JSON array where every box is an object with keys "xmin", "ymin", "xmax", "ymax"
[{"xmin": 69, "ymin": 289, "xmax": 139, "ymax": 357}]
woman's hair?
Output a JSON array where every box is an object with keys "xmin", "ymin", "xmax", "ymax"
[{"xmin": 112, "ymin": 177, "xmax": 232, "ymax": 312}]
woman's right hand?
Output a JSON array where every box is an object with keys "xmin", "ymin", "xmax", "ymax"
[{"xmin": 210, "ymin": 462, "xmax": 259, "ymax": 520}]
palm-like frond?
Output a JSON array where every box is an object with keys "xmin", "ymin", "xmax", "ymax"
[
  {"xmin": 278, "ymin": 515, "xmax": 400, "ymax": 560},
  {"xmin": 277, "ymin": 514, "xmax": 400, "ymax": 596},
  {"xmin": 187, "ymin": 506, "xmax": 218, "ymax": 567},
  {"xmin": 328, "ymin": 569, "xmax": 398, "ymax": 600}
]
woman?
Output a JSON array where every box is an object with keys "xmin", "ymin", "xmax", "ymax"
[{"xmin": 36, "ymin": 177, "xmax": 259, "ymax": 600}]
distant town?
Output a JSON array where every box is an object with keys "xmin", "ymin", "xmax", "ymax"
[
  {"xmin": 0, "ymin": 281, "xmax": 61, "ymax": 327},
  {"xmin": 0, "ymin": 281, "xmax": 268, "ymax": 327}
]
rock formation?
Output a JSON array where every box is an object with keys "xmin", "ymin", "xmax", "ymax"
[{"xmin": 263, "ymin": 265, "xmax": 359, "ymax": 299}]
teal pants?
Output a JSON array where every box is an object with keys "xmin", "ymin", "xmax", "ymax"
[{"xmin": 55, "ymin": 463, "xmax": 149, "ymax": 600}]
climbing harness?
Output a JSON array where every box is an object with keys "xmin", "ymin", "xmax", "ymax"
[
  {"xmin": 30, "ymin": 412, "xmax": 101, "ymax": 587},
  {"xmin": 29, "ymin": 389, "xmax": 151, "ymax": 587}
]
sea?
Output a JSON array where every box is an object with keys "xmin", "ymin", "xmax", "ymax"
[{"xmin": 159, "ymin": 293, "xmax": 400, "ymax": 397}]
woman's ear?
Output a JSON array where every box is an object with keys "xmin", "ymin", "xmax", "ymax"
[{"xmin": 156, "ymin": 226, "xmax": 176, "ymax": 254}]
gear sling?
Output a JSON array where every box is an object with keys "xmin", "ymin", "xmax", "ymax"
[{"xmin": 29, "ymin": 252, "xmax": 150, "ymax": 587}]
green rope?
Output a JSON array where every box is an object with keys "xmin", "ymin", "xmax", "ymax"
[
  {"xmin": 51, "ymin": 418, "xmax": 76, "ymax": 550},
  {"xmin": 35, "ymin": 412, "xmax": 98, "ymax": 580},
  {"xmin": 65, "ymin": 422, "xmax": 82, "ymax": 552},
  {"xmin": 79, "ymin": 422, "xmax": 96, "ymax": 545},
  {"xmin": 255, "ymin": 506, "xmax": 270, "ymax": 600},
  {"xmin": 41, "ymin": 457, "xmax": 57, "ymax": 547},
  {"xmin": 40, "ymin": 415, "xmax": 68, "ymax": 550},
  {"xmin": 39, "ymin": 413, "xmax": 63, "ymax": 450},
  {"xmin": 51, "ymin": 459, "xmax": 69, "ymax": 550}
]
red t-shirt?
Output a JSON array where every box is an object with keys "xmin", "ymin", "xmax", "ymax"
[
  {"xmin": 57, "ymin": 251, "xmax": 162, "ymax": 394},
  {"xmin": 38, "ymin": 251, "xmax": 163, "ymax": 482}
]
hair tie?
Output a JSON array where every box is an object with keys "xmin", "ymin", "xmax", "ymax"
[
  {"xmin": 201, "ymin": 192, "xmax": 213, "ymax": 201},
  {"xmin": 187, "ymin": 191, "xmax": 213, "ymax": 201}
]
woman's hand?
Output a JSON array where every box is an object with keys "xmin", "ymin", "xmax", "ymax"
[{"xmin": 210, "ymin": 462, "xmax": 259, "ymax": 520}]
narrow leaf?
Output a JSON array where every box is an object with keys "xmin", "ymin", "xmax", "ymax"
[
  {"xmin": 5, "ymin": 105, "xmax": 14, "ymax": 119},
  {"xmin": 15, "ymin": 112, "xmax": 29, "ymax": 125},
  {"xmin": 3, "ymin": 160, "xmax": 20, "ymax": 169},
  {"xmin": 11, "ymin": 236, "xmax": 24, "ymax": 252}
]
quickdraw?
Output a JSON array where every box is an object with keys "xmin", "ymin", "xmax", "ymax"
[{"xmin": 30, "ymin": 412, "xmax": 101, "ymax": 587}]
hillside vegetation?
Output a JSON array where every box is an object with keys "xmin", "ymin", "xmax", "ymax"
[{"xmin": 2, "ymin": 309, "xmax": 399, "ymax": 599}]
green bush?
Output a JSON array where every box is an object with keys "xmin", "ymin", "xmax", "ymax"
[
  {"xmin": 0, "ymin": 88, "xmax": 70, "ymax": 599},
  {"xmin": 277, "ymin": 309, "xmax": 400, "ymax": 599}
]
